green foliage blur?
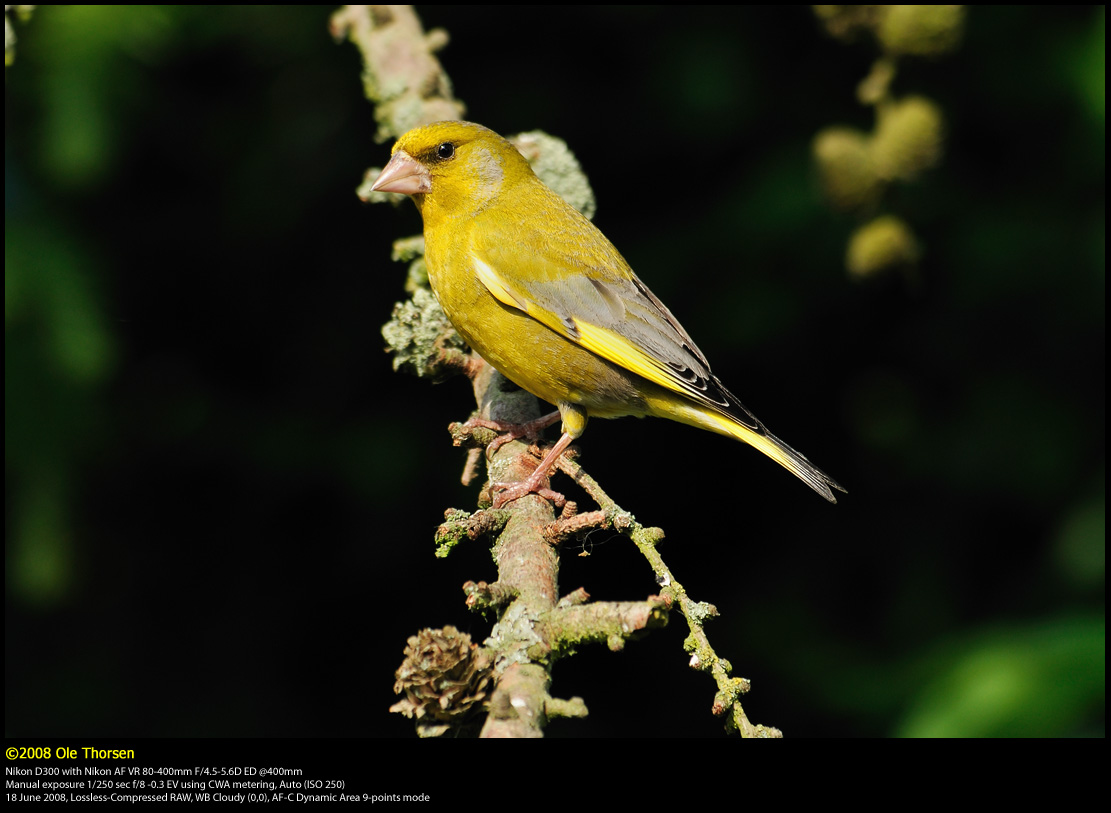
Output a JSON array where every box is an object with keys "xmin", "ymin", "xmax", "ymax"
[{"xmin": 5, "ymin": 6, "xmax": 1104, "ymax": 738}]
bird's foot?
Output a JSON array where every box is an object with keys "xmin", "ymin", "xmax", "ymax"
[
  {"xmin": 490, "ymin": 479, "xmax": 566, "ymax": 510},
  {"xmin": 488, "ymin": 429, "xmax": 576, "ymax": 509},
  {"xmin": 464, "ymin": 411, "xmax": 561, "ymax": 457}
]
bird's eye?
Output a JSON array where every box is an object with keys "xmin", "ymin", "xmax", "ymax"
[{"xmin": 436, "ymin": 142, "xmax": 455, "ymax": 160}]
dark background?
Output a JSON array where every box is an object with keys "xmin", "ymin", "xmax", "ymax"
[{"xmin": 6, "ymin": 6, "xmax": 1104, "ymax": 738}]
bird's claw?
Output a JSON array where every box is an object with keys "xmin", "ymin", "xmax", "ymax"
[
  {"xmin": 462, "ymin": 411, "xmax": 562, "ymax": 459},
  {"xmin": 490, "ymin": 481, "xmax": 567, "ymax": 509}
]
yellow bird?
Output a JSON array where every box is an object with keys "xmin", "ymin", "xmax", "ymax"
[{"xmin": 373, "ymin": 121, "xmax": 844, "ymax": 507}]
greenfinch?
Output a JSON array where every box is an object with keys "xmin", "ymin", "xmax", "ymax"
[{"xmin": 373, "ymin": 121, "xmax": 844, "ymax": 506}]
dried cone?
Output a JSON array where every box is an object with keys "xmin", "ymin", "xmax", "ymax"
[{"xmin": 390, "ymin": 626, "xmax": 494, "ymax": 737}]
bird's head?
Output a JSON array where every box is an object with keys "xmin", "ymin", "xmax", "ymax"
[{"xmin": 372, "ymin": 121, "xmax": 533, "ymax": 220}]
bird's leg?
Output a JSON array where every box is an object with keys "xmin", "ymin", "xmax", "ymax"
[
  {"xmin": 464, "ymin": 410, "xmax": 561, "ymax": 457},
  {"xmin": 461, "ymin": 411, "xmax": 570, "ymax": 506},
  {"xmin": 490, "ymin": 430, "xmax": 574, "ymax": 509}
]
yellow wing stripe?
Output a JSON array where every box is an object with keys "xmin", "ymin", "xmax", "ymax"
[
  {"xmin": 573, "ymin": 319, "xmax": 700, "ymax": 401},
  {"xmin": 471, "ymin": 253, "xmax": 700, "ymax": 404}
]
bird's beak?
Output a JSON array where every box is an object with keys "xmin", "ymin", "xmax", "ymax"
[{"xmin": 371, "ymin": 150, "xmax": 431, "ymax": 195}]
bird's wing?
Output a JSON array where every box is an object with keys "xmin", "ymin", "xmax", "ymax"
[{"xmin": 469, "ymin": 220, "xmax": 739, "ymax": 418}]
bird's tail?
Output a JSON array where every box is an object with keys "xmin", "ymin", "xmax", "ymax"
[
  {"xmin": 725, "ymin": 421, "xmax": 846, "ymax": 503},
  {"xmin": 647, "ymin": 380, "xmax": 846, "ymax": 503}
]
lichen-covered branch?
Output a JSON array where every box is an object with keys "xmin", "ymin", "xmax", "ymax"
[{"xmin": 330, "ymin": 4, "xmax": 464, "ymax": 140}]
